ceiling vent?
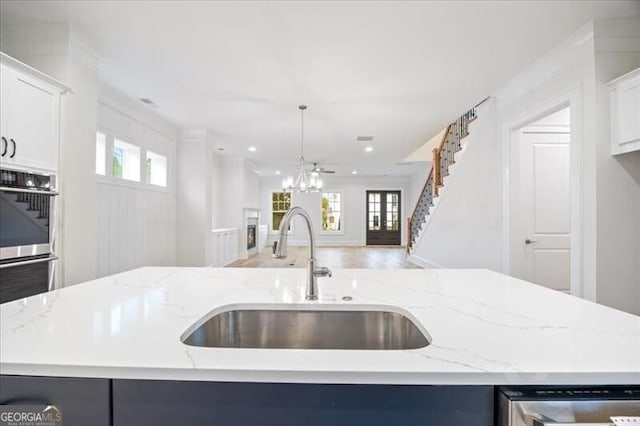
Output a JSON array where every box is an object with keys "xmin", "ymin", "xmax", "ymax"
[
  {"xmin": 356, "ymin": 136, "xmax": 374, "ymax": 142},
  {"xmin": 139, "ymin": 98, "xmax": 157, "ymax": 107}
]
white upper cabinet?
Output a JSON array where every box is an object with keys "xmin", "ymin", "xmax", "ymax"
[
  {"xmin": 0, "ymin": 53, "xmax": 67, "ymax": 172},
  {"xmin": 608, "ymin": 67, "xmax": 640, "ymax": 155}
]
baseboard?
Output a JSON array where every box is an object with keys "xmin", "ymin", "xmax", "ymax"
[{"xmin": 407, "ymin": 254, "xmax": 444, "ymax": 269}]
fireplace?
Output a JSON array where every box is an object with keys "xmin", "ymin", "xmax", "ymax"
[
  {"xmin": 243, "ymin": 208, "xmax": 261, "ymax": 259},
  {"xmin": 247, "ymin": 224, "xmax": 256, "ymax": 250}
]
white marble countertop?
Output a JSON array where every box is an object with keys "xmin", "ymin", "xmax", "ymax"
[{"xmin": 1, "ymin": 267, "xmax": 638, "ymax": 385}]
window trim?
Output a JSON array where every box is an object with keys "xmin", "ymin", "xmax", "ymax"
[{"xmin": 320, "ymin": 190, "xmax": 345, "ymax": 235}]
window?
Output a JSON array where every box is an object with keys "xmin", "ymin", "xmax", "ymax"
[
  {"xmin": 95, "ymin": 132, "xmax": 106, "ymax": 175},
  {"xmin": 321, "ymin": 192, "xmax": 342, "ymax": 232},
  {"xmin": 145, "ymin": 151, "xmax": 167, "ymax": 187},
  {"xmin": 113, "ymin": 139, "xmax": 140, "ymax": 182},
  {"xmin": 271, "ymin": 191, "xmax": 291, "ymax": 232}
]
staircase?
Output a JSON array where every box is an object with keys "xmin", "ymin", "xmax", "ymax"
[{"xmin": 407, "ymin": 104, "xmax": 481, "ymax": 253}]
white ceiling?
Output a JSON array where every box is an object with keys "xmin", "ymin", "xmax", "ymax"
[{"xmin": 1, "ymin": 1, "xmax": 639, "ymax": 177}]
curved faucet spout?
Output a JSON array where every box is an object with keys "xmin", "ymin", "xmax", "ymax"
[{"xmin": 272, "ymin": 206, "xmax": 331, "ymax": 300}]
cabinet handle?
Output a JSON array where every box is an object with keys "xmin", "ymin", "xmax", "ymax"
[
  {"xmin": 9, "ymin": 138, "xmax": 16, "ymax": 158},
  {"xmin": 0, "ymin": 186, "xmax": 59, "ymax": 195},
  {"xmin": 528, "ymin": 413, "xmax": 612, "ymax": 426},
  {"xmin": 0, "ymin": 397, "xmax": 53, "ymax": 405},
  {"xmin": 1, "ymin": 136, "xmax": 7, "ymax": 156}
]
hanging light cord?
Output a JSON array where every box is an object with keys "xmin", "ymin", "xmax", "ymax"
[{"xmin": 299, "ymin": 105, "xmax": 306, "ymax": 164}]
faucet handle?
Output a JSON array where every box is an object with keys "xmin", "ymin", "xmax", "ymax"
[
  {"xmin": 314, "ymin": 266, "xmax": 332, "ymax": 278},
  {"xmin": 272, "ymin": 241, "xmax": 287, "ymax": 259}
]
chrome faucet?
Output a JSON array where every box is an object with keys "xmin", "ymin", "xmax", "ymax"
[{"xmin": 272, "ymin": 206, "xmax": 332, "ymax": 300}]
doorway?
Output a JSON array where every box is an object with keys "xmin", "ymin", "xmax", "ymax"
[
  {"xmin": 366, "ymin": 190, "xmax": 401, "ymax": 245},
  {"xmin": 509, "ymin": 107, "xmax": 571, "ymax": 293}
]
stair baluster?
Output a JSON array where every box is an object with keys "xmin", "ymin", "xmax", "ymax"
[{"xmin": 407, "ymin": 104, "xmax": 480, "ymax": 252}]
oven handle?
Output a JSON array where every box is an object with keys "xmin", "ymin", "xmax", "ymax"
[
  {"xmin": 0, "ymin": 186, "xmax": 58, "ymax": 195},
  {"xmin": 529, "ymin": 414, "xmax": 612, "ymax": 426},
  {"xmin": 0, "ymin": 255, "xmax": 58, "ymax": 270}
]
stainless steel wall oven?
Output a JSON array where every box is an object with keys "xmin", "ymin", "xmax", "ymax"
[{"xmin": 0, "ymin": 168, "xmax": 58, "ymax": 303}]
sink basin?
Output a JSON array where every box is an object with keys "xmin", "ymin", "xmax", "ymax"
[{"xmin": 181, "ymin": 305, "xmax": 431, "ymax": 350}]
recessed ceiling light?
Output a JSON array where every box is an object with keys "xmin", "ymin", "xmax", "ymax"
[
  {"xmin": 365, "ymin": 146, "xmax": 373, "ymax": 152},
  {"xmin": 352, "ymin": 171, "xmax": 358, "ymax": 175},
  {"xmin": 248, "ymin": 146, "xmax": 257, "ymax": 152},
  {"xmin": 275, "ymin": 171, "xmax": 280, "ymax": 175},
  {"xmin": 217, "ymin": 147, "xmax": 225, "ymax": 152}
]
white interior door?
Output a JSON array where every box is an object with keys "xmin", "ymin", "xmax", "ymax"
[{"xmin": 511, "ymin": 108, "xmax": 571, "ymax": 293}]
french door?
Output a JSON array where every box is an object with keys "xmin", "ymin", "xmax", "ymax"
[{"xmin": 366, "ymin": 190, "xmax": 401, "ymax": 245}]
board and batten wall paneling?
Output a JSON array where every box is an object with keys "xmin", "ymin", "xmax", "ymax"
[
  {"xmin": 96, "ymin": 184, "xmax": 174, "ymax": 277},
  {"xmin": 96, "ymin": 96, "xmax": 177, "ymax": 278}
]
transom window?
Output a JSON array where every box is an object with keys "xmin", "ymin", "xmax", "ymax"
[
  {"xmin": 95, "ymin": 132, "xmax": 106, "ymax": 175},
  {"xmin": 145, "ymin": 151, "xmax": 167, "ymax": 187},
  {"xmin": 96, "ymin": 131, "xmax": 168, "ymax": 188},
  {"xmin": 113, "ymin": 139, "xmax": 141, "ymax": 182}
]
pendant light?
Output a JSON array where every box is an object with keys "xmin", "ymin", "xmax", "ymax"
[{"xmin": 282, "ymin": 105, "xmax": 323, "ymax": 193}]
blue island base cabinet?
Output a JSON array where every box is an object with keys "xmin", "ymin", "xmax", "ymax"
[
  {"xmin": 112, "ymin": 380, "xmax": 494, "ymax": 426},
  {"xmin": 0, "ymin": 375, "xmax": 111, "ymax": 426}
]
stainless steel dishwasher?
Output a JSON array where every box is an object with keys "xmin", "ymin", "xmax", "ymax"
[{"xmin": 498, "ymin": 386, "xmax": 640, "ymax": 426}]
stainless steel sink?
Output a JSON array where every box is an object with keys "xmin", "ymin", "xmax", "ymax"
[{"xmin": 181, "ymin": 305, "xmax": 431, "ymax": 350}]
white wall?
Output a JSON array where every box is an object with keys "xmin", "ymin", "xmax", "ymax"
[
  {"xmin": 177, "ymin": 147, "xmax": 259, "ymax": 265},
  {"xmin": 96, "ymin": 83, "xmax": 177, "ymax": 277},
  {"xmin": 410, "ymin": 99, "xmax": 503, "ymax": 270},
  {"xmin": 243, "ymin": 162, "xmax": 260, "ymax": 211},
  {"xmin": 176, "ymin": 130, "xmax": 214, "ymax": 266},
  {"xmin": 259, "ymin": 175, "xmax": 412, "ymax": 246}
]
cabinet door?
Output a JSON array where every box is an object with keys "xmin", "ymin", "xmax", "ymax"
[
  {"xmin": 0, "ymin": 375, "xmax": 111, "ymax": 426},
  {"xmin": 2, "ymin": 67, "xmax": 59, "ymax": 171},
  {"xmin": 113, "ymin": 380, "xmax": 493, "ymax": 426},
  {"xmin": 223, "ymin": 232, "xmax": 232, "ymax": 264},
  {"xmin": 610, "ymin": 68, "xmax": 640, "ymax": 155},
  {"xmin": 212, "ymin": 233, "xmax": 222, "ymax": 267},
  {"xmin": 0, "ymin": 64, "xmax": 9, "ymax": 159}
]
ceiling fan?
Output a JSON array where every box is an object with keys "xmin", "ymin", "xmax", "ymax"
[{"xmin": 311, "ymin": 163, "xmax": 335, "ymax": 174}]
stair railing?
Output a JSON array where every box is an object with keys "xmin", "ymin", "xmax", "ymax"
[{"xmin": 407, "ymin": 106, "xmax": 478, "ymax": 252}]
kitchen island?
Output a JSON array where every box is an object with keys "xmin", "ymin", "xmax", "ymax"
[{"xmin": 1, "ymin": 267, "xmax": 638, "ymax": 425}]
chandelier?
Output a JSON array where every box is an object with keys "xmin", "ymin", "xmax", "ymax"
[{"xmin": 282, "ymin": 105, "xmax": 323, "ymax": 193}]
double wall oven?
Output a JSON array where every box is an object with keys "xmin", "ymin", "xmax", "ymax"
[{"xmin": 0, "ymin": 168, "xmax": 58, "ymax": 303}]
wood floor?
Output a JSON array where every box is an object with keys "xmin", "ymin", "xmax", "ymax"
[{"xmin": 228, "ymin": 246, "xmax": 421, "ymax": 269}]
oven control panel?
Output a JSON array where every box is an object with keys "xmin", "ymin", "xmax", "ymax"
[{"xmin": 0, "ymin": 169, "xmax": 54, "ymax": 191}]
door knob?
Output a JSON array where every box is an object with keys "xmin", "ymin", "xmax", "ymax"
[{"xmin": 524, "ymin": 239, "xmax": 538, "ymax": 245}]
